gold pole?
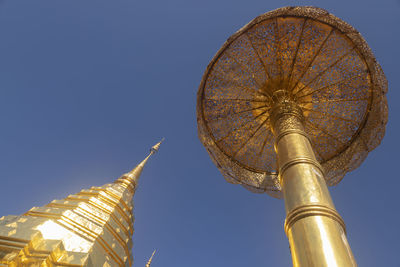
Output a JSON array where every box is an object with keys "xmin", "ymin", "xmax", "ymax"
[{"xmin": 270, "ymin": 92, "xmax": 357, "ymax": 267}]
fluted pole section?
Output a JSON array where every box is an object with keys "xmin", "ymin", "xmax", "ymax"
[{"xmin": 270, "ymin": 93, "xmax": 356, "ymax": 267}]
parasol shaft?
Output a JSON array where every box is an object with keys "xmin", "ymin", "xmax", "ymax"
[{"xmin": 272, "ymin": 103, "xmax": 357, "ymax": 267}]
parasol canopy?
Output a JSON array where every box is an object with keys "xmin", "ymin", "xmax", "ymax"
[{"xmin": 197, "ymin": 6, "xmax": 387, "ymax": 198}]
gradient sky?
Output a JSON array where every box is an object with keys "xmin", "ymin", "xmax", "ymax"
[{"xmin": 0, "ymin": 0, "xmax": 398, "ymax": 266}]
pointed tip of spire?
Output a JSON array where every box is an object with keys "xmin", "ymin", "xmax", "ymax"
[
  {"xmin": 150, "ymin": 138, "xmax": 164, "ymax": 154},
  {"xmin": 145, "ymin": 249, "xmax": 156, "ymax": 267},
  {"xmin": 119, "ymin": 139, "xmax": 164, "ymax": 185}
]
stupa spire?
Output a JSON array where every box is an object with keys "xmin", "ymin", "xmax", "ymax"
[
  {"xmin": 145, "ymin": 250, "xmax": 156, "ymax": 267},
  {"xmin": 115, "ymin": 139, "xmax": 164, "ymax": 193},
  {"xmin": 123, "ymin": 138, "xmax": 164, "ymax": 183}
]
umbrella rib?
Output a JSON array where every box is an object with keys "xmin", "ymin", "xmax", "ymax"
[
  {"xmin": 257, "ymin": 128, "xmax": 272, "ymax": 159},
  {"xmin": 312, "ymin": 142, "xmax": 326, "ymax": 162},
  {"xmin": 294, "ymin": 47, "xmax": 356, "ymax": 97},
  {"xmin": 206, "ymin": 105, "xmax": 270, "ymax": 122},
  {"xmin": 215, "ymin": 109, "xmax": 269, "ymax": 143},
  {"xmin": 299, "ymin": 97, "xmax": 369, "ymax": 104},
  {"xmin": 302, "ymin": 107, "xmax": 357, "ymax": 124},
  {"xmin": 306, "ymin": 118, "xmax": 345, "ymax": 146},
  {"xmin": 303, "ymin": 126, "xmax": 326, "ymax": 162},
  {"xmin": 304, "ymin": 123, "xmax": 326, "ymax": 162},
  {"xmin": 226, "ymin": 49, "xmax": 265, "ymax": 90},
  {"xmin": 205, "ymin": 98, "xmax": 268, "ymax": 102},
  {"xmin": 218, "ymin": 68, "xmax": 270, "ymax": 98},
  {"xmin": 274, "ymin": 17, "xmax": 284, "ymax": 80},
  {"xmin": 296, "ymin": 74, "xmax": 365, "ymax": 100},
  {"xmin": 290, "ymin": 28, "xmax": 334, "ymax": 93},
  {"xmin": 287, "ymin": 18, "xmax": 307, "ymax": 87},
  {"xmin": 232, "ymin": 115, "xmax": 270, "ymax": 158},
  {"xmin": 245, "ymin": 32, "xmax": 272, "ymax": 81}
]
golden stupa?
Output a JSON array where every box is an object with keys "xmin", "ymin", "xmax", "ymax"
[{"xmin": 0, "ymin": 140, "xmax": 162, "ymax": 266}]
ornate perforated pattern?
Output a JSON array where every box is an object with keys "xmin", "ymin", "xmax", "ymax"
[{"xmin": 197, "ymin": 6, "xmax": 388, "ymax": 198}]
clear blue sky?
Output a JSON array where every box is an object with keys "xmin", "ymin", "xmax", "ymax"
[{"xmin": 0, "ymin": 0, "xmax": 398, "ymax": 266}]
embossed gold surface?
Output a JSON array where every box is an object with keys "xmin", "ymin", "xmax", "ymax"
[
  {"xmin": 273, "ymin": 104, "xmax": 356, "ymax": 266},
  {"xmin": 0, "ymin": 140, "xmax": 163, "ymax": 266},
  {"xmin": 196, "ymin": 6, "xmax": 387, "ymax": 198}
]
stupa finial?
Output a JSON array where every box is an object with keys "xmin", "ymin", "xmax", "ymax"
[
  {"xmin": 123, "ymin": 139, "xmax": 164, "ymax": 184},
  {"xmin": 145, "ymin": 250, "xmax": 156, "ymax": 267}
]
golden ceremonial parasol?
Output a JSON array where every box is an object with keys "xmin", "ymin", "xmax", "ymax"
[{"xmin": 197, "ymin": 6, "xmax": 387, "ymax": 266}]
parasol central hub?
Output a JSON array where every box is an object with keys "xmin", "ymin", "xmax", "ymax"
[
  {"xmin": 258, "ymin": 77, "xmax": 313, "ymax": 116},
  {"xmin": 251, "ymin": 80, "xmax": 313, "ymax": 134},
  {"xmin": 269, "ymin": 94, "xmax": 305, "ymax": 132},
  {"xmin": 271, "ymin": 89, "xmax": 295, "ymax": 103}
]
